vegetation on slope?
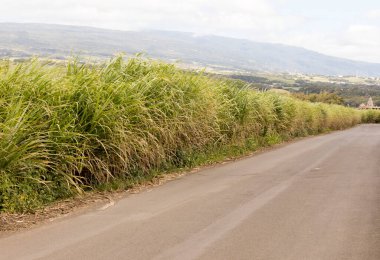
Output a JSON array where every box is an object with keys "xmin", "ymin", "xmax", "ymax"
[
  {"xmin": 229, "ymin": 74, "xmax": 380, "ymax": 107},
  {"xmin": 292, "ymin": 92, "xmax": 344, "ymax": 105},
  {"xmin": 0, "ymin": 57, "xmax": 374, "ymax": 212}
]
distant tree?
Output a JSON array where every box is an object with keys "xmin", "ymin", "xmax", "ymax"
[{"xmin": 292, "ymin": 91, "xmax": 344, "ymax": 105}]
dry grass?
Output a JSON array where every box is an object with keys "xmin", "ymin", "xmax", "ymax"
[{"xmin": 0, "ymin": 57, "xmax": 366, "ymax": 212}]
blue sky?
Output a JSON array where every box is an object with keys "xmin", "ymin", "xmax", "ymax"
[{"xmin": 1, "ymin": 0, "xmax": 379, "ymax": 63}]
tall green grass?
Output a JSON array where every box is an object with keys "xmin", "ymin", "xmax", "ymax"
[
  {"xmin": 361, "ymin": 109, "xmax": 380, "ymax": 123},
  {"xmin": 0, "ymin": 57, "xmax": 369, "ymax": 212}
]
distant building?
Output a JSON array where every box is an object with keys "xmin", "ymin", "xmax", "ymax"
[
  {"xmin": 367, "ymin": 97, "xmax": 374, "ymax": 107},
  {"xmin": 359, "ymin": 97, "xmax": 380, "ymax": 110}
]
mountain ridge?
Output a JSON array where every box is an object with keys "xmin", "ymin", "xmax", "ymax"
[{"xmin": 1, "ymin": 22, "xmax": 380, "ymax": 76}]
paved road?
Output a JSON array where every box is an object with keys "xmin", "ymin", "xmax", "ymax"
[{"xmin": 1, "ymin": 125, "xmax": 380, "ymax": 260}]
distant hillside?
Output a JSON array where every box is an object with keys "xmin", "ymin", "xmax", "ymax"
[{"xmin": 1, "ymin": 23, "xmax": 380, "ymax": 76}]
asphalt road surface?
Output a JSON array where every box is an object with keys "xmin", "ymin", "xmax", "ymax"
[{"xmin": 1, "ymin": 125, "xmax": 380, "ymax": 260}]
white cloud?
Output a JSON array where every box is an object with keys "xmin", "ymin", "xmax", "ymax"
[
  {"xmin": 368, "ymin": 9, "xmax": 380, "ymax": 19},
  {"xmin": 0, "ymin": 0, "xmax": 379, "ymax": 63},
  {"xmin": 345, "ymin": 25, "xmax": 380, "ymax": 46},
  {"xmin": 0, "ymin": 0, "xmax": 300, "ymax": 35},
  {"xmin": 278, "ymin": 24, "xmax": 380, "ymax": 63}
]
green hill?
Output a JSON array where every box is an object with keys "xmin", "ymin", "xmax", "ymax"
[{"xmin": 1, "ymin": 23, "xmax": 380, "ymax": 76}]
